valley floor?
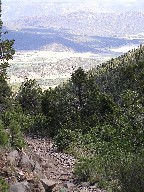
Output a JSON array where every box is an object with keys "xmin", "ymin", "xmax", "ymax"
[{"xmin": 8, "ymin": 50, "xmax": 111, "ymax": 90}]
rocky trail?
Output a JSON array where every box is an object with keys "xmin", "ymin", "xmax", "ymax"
[
  {"xmin": 0, "ymin": 136, "xmax": 105, "ymax": 192},
  {"xmin": 25, "ymin": 136, "xmax": 104, "ymax": 192}
]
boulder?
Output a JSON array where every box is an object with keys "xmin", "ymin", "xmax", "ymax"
[
  {"xmin": 37, "ymin": 181, "xmax": 46, "ymax": 192},
  {"xmin": 34, "ymin": 161, "xmax": 42, "ymax": 171},
  {"xmin": 7, "ymin": 155, "xmax": 16, "ymax": 166},
  {"xmin": 9, "ymin": 150, "xmax": 19, "ymax": 158},
  {"xmin": 33, "ymin": 170, "xmax": 47, "ymax": 180},
  {"xmin": 10, "ymin": 181, "xmax": 29, "ymax": 192},
  {"xmin": 64, "ymin": 181, "xmax": 75, "ymax": 189},
  {"xmin": 41, "ymin": 162, "xmax": 50, "ymax": 169},
  {"xmin": 7, "ymin": 150, "xmax": 19, "ymax": 166},
  {"xmin": 40, "ymin": 179, "xmax": 56, "ymax": 192},
  {"xmin": 21, "ymin": 154, "xmax": 35, "ymax": 171}
]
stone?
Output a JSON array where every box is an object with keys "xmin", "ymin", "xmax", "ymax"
[
  {"xmin": 41, "ymin": 162, "xmax": 49, "ymax": 169},
  {"xmin": 96, "ymin": 190, "xmax": 103, "ymax": 192},
  {"xmin": 31, "ymin": 153, "xmax": 43, "ymax": 163},
  {"xmin": 64, "ymin": 181, "xmax": 75, "ymax": 189},
  {"xmin": 21, "ymin": 154, "xmax": 35, "ymax": 171},
  {"xmin": 38, "ymin": 181, "xmax": 46, "ymax": 192},
  {"xmin": 40, "ymin": 179, "xmax": 56, "ymax": 191},
  {"xmin": 34, "ymin": 161, "xmax": 42, "ymax": 171},
  {"xmin": 81, "ymin": 182, "xmax": 89, "ymax": 187},
  {"xmin": 89, "ymin": 183, "xmax": 98, "ymax": 189},
  {"xmin": 59, "ymin": 188, "xmax": 67, "ymax": 192},
  {"xmin": 33, "ymin": 171, "xmax": 47, "ymax": 180},
  {"xmin": 7, "ymin": 155, "xmax": 16, "ymax": 166},
  {"xmin": 9, "ymin": 150, "xmax": 19, "ymax": 158},
  {"xmin": 10, "ymin": 181, "xmax": 29, "ymax": 192},
  {"xmin": 18, "ymin": 170, "xmax": 24, "ymax": 176},
  {"xmin": 80, "ymin": 189, "xmax": 89, "ymax": 192},
  {"xmin": 7, "ymin": 150, "xmax": 19, "ymax": 166}
]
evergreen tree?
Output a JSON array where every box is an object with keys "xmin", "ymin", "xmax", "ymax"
[
  {"xmin": 71, "ymin": 67, "xmax": 87, "ymax": 109},
  {"xmin": 16, "ymin": 78, "xmax": 42, "ymax": 114},
  {"xmin": 0, "ymin": 1, "xmax": 15, "ymax": 113},
  {"xmin": 0, "ymin": 119, "xmax": 8, "ymax": 146}
]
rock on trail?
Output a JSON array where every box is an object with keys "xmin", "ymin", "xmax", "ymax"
[
  {"xmin": 25, "ymin": 136, "xmax": 105, "ymax": 192},
  {"xmin": 0, "ymin": 135, "xmax": 106, "ymax": 192}
]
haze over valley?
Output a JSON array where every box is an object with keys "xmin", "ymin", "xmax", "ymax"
[{"xmin": 2, "ymin": 0, "xmax": 144, "ymax": 88}]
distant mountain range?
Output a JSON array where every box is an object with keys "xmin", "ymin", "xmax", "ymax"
[
  {"xmin": 3, "ymin": 27, "xmax": 143, "ymax": 52},
  {"xmin": 2, "ymin": 0, "xmax": 144, "ymax": 51}
]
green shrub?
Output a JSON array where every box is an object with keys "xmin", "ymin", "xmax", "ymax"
[
  {"xmin": 3, "ymin": 108, "xmax": 34, "ymax": 132},
  {"xmin": 30, "ymin": 113, "xmax": 48, "ymax": 136},
  {"xmin": 54, "ymin": 129, "xmax": 79, "ymax": 151},
  {"xmin": 111, "ymin": 152, "xmax": 144, "ymax": 192},
  {"xmin": 9, "ymin": 120, "xmax": 25, "ymax": 149},
  {"xmin": 74, "ymin": 156, "xmax": 106, "ymax": 185},
  {"xmin": 74, "ymin": 141, "xmax": 144, "ymax": 192},
  {"xmin": 3, "ymin": 108, "xmax": 49, "ymax": 136},
  {"xmin": 16, "ymin": 78, "xmax": 42, "ymax": 114},
  {"xmin": 0, "ymin": 178, "xmax": 9, "ymax": 192},
  {"xmin": 0, "ymin": 120, "xmax": 9, "ymax": 146}
]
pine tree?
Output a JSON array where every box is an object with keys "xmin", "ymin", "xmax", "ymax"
[
  {"xmin": 71, "ymin": 67, "xmax": 87, "ymax": 109},
  {"xmin": 0, "ymin": 1, "xmax": 15, "ymax": 113},
  {"xmin": 16, "ymin": 78, "xmax": 42, "ymax": 114}
]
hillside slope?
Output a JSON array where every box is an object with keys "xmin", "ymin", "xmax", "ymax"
[{"xmin": 89, "ymin": 44, "xmax": 144, "ymax": 100}]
